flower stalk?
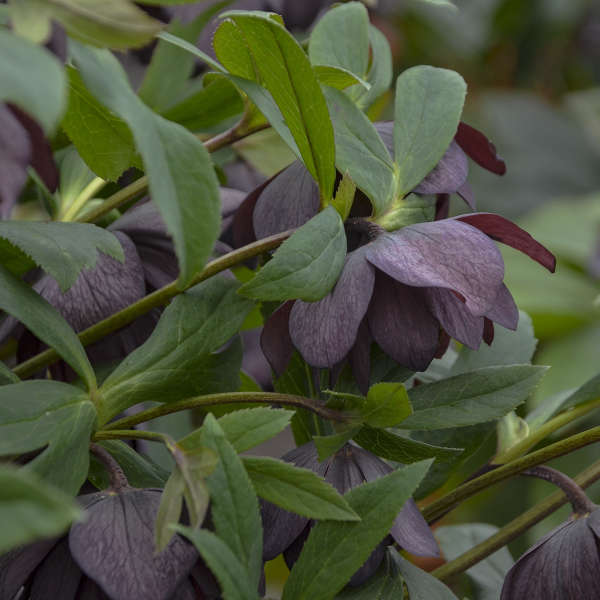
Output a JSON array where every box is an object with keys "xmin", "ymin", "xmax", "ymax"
[{"xmin": 89, "ymin": 442, "xmax": 129, "ymax": 492}]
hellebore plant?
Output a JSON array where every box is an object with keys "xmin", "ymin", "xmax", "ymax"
[{"xmin": 1, "ymin": 2, "xmax": 600, "ymax": 600}]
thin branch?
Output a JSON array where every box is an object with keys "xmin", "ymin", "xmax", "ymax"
[
  {"xmin": 102, "ymin": 391, "xmax": 348, "ymax": 431},
  {"xmin": 89, "ymin": 443, "xmax": 129, "ymax": 491}
]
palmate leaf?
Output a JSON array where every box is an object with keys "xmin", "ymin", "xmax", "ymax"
[
  {"xmin": 70, "ymin": 42, "xmax": 221, "ymax": 288},
  {"xmin": 0, "ymin": 380, "xmax": 96, "ymax": 494}
]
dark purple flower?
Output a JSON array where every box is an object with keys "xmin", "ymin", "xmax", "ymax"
[
  {"xmin": 0, "ymin": 103, "xmax": 59, "ymax": 219},
  {"xmin": 262, "ymin": 442, "xmax": 438, "ymax": 587},
  {"xmin": 0, "ymin": 489, "xmax": 207, "ymax": 600},
  {"xmin": 501, "ymin": 506, "xmax": 600, "ymax": 600}
]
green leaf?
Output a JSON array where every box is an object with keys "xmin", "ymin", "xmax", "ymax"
[
  {"xmin": 436, "ymin": 523, "xmax": 514, "ymax": 600},
  {"xmin": 200, "ymin": 414, "xmax": 263, "ymax": 590},
  {"xmin": 331, "ymin": 172, "xmax": 356, "ymax": 221},
  {"xmin": 282, "ymin": 460, "xmax": 432, "ymax": 600},
  {"xmin": 496, "ymin": 411, "xmax": 530, "ymax": 457},
  {"xmin": 308, "ymin": 2, "xmax": 369, "ymax": 81},
  {"xmin": 61, "ymin": 66, "xmax": 141, "ymax": 181},
  {"xmin": 0, "ymin": 465, "xmax": 83, "ymax": 554},
  {"xmin": 323, "ymin": 86, "xmax": 396, "ymax": 216},
  {"xmin": 214, "ymin": 12, "xmax": 335, "ymax": 198},
  {"xmin": 392, "ymin": 550, "xmax": 459, "ymax": 599},
  {"xmin": 174, "ymin": 526, "xmax": 260, "ymax": 600},
  {"xmin": 139, "ymin": 3, "xmax": 229, "ymax": 112},
  {"xmin": 415, "ymin": 0, "xmax": 457, "ymax": 8},
  {"xmin": 393, "ymin": 66, "xmax": 466, "ymax": 196},
  {"xmin": 0, "ymin": 380, "xmax": 96, "ymax": 494},
  {"xmin": 44, "ymin": 0, "xmax": 163, "ymax": 49},
  {"xmin": 87, "ymin": 440, "xmax": 169, "ymax": 489},
  {"xmin": 0, "ymin": 361, "xmax": 19, "ymax": 386},
  {"xmin": 400, "ymin": 366, "xmax": 548, "ymax": 430},
  {"xmin": 217, "ymin": 407, "xmax": 294, "ymax": 453},
  {"xmin": 314, "ymin": 426, "xmax": 362, "ymax": 461},
  {"xmin": 354, "ymin": 425, "xmax": 461, "ymax": 464},
  {"xmin": 0, "ymin": 29, "xmax": 66, "ymax": 134},
  {"xmin": 315, "ymin": 66, "xmax": 370, "ymax": 91},
  {"xmin": 243, "ymin": 456, "xmax": 360, "ymax": 521},
  {"xmin": 162, "ymin": 74, "xmax": 243, "ymax": 132},
  {"xmin": 356, "ymin": 25, "xmax": 393, "ymax": 109},
  {"xmin": 362, "ymin": 383, "xmax": 412, "ymax": 428},
  {"xmin": 70, "ymin": 42, "xmax": 221, "ymax": 288},
  {"xmin": 553, "ymin": 372, "xmax": 600, "ymax": 413},
  {"xmin": 451, "ymin": 311, "xmax": 537, "ymax": 374},
  {"xmin": 239, "ymin": 206, "xmax": 346, "ymax": 301},
  {"xmin": 99, "ymin": 277, "xmax": 254, "ymax": 423},
  {"xmin": 155, "ymin": 467, "xmax": 185, "ymax": 553},
  {"xmin": 0, "ymin": 220, "xmax": 124, "ymax": 292},
  {"xmin": 334, "ymin": 547, "xmax": 405, "ymax": 599},
  {"xmin": 0, "ymin": 264, "xmax": 96, "ymax": 389}
]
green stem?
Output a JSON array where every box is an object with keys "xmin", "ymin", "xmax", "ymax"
[
  {"xmin": 93, "ymin": 429, "xmax": 173, "ymax": 444},
  {"xmin": 60, "ymin": 176, "xmax": 107, "ymax": 221},
  {"xmin": 423, "ymin": 425, "xmax": 600, "ymax": 523},
  {"xmin": 12, "ymin": 230, "xmax": 292, "ymax": 379},
  {"xmin": 432, "ymin": 458, "xmax": 600, "ymax": 582},
  {"xmin": 89, "ymin": 442, "xmax": 129, "ymax": 491},
  {"xmin": 494, "ymin": 396, "xmax": 600, "ymax": 464},
  {"xmin": 75, "ymin": 121, "xmax": 270, "ymax": 225},
  {"xmin": 102, "ymin": 392, "xmax": 348, "ymax": 431}
]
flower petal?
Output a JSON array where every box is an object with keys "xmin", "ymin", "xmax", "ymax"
[
  {"xmin": 261, "ymin": 499, "xmax": 309, "ymax": 561},
  {"xmin": 483, "ymin": 318, "xmax": 494, "ymax": 345},
  {"xmin": 0, "ymin": 103, "xmax": 31, "ymax": 219},
  {"xmin": 348, "ymin": 320, "xmax": 372, "ymax": 394},
  {"xmin": 486, "ymin": 283, "xmax": 519, "ymax": 330},
  {"xmin": 260, "ymin": 301, "xmax": 295, "ymax": 377},
  {"xmin": 289, "ymin": 247, "xmax": 375, "ymax": 368},
  {"xmin": 390, "ymin": 499, "xmax": 439, "ymax": 557},
  {"xmin": 367, "ymin": 219, "xmax": 505, "ymax": 315},
  {"xmin": 455, "ymin": 122, "xmax": 506, "ymax": 175},
  {"xmin": 367, "ymin": 273, "xmax": 440, "ymax": 371},
  {"xmin": 425, "ymin": 287, "xmax": 484, "ymax": 350},
  {"xmin": 457, "ymin": 213, "xmax": 556, "ymax": 273},
  {"xmin": 253, "ymin": 161, "xmax": 320, "ymax": 239},
  {"xmin": 413, "ymin": 141, "xmax": 468, "ymax": 196},
  {"xmin": 457, "ymin": 180, "xmax": 475, "ymax": 209}
]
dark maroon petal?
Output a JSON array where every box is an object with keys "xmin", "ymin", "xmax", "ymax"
[
  {"xmin": 45, "ymin": 22, "xmax": 68, "ymax": 63},
  {"xmin": 253, "ymin": 161, "xmax": 320, "ymax": 239},
  {"xmin": 425, "ymin": 288, "xmax": 484, "ymax": 350},
  {"xmin": 483, "ymin": 318, "xmax": 494, "ymax": 345},
  {"xmin": 434, "ymin": 194, "xmax": 450, "ymax": 221},
  {"xmin": 0, "ymin": 539, "xmax": 57, "ymax": 598},
  {"xmin": 485, "ymin": 283, "xmax": 518, "ymax": 330},
  {"xmin": 0, "ymin": 103, "xmax": 31, "ymax": 218},
  {"xmin": 413, "ymin": 141, "xmax": 468, "ymax": 196},
  {"xmin": 390, "ymin": 499, "xmax": 439, "ymax": 557},
  {"xmin": 289, "ymin": 248, "xmax": 375, "ymax": 368},
  {"xmin": 350, "ymin": 444, "xmax": 391, "ymax": 480},
  {"xmin": 260, "ymin": 301, "xmax": 295, "ymax": 377},
  {"xmin": 283, "ymin": 523, "xmax": 311, "ymax": 571},
  {"xmin": 457, "ymin": 181, "xmax": 475, "ymax": 209},
  {"xmin": 455, "ymin": 122, "xmax": 506, "ymax": 175},
  {"xmin": 110, "ymin": 201, "xmax": 169, "ymax": 238},
  {"xmin": 241, "ymin": 328, "xmax": 272, "ymax": 390},
  {"xmin": 367, "ymin": 273, "xmax": 440, "ymax": 372},
  {"xmin": 261, "ymin": 498, "xmax": 309, "ymax": 561},
  {"xmin": 35, "ymin": 231, "xmax": 146, "ymax": 332},
  {"xmin": 69, "ymin": 489, "xmax": 198, "ymax": 600},
  {"xmin": 435, "ymin": 329, "xmax": 451, "ymax": 358},
  {"xmin": 457, "ymin": 213, "xmax": 556, "ymax": 273},
  {"xmin": 348, "ymin": 542, "xmax": 388, "ymax": 587},
  {"xmin": 8, "ymin": 104, "xmax": 59, "ymax": 193},
  {"xmin": 233, "ymin": 179, "xmax": 269, "ymax": 248},
  {"xmin": 324, "ymin": 445, "xmax": 367, "ymax": 495},
  {"xmin": 367, "ymin": 219, "xmax": 505, "ymax": 316},
  {"xmin": 348, "ymin": 320, "xmax": 371, "ymax": 394},
  {"xmin": 282, "ymin": 0, "xmax": 331, "ymax": 29},
  {"xmin": 282, "ymin": 441, "xmax": 323, "ymax": 473}
]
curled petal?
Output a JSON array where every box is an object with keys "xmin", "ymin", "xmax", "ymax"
[
  {"xmin": 483, "ymin": 318, "xmax": 494, "ymax": 345},
  {"xmin": 367, "ymin": 273, "xmax": 440, "ymax": 371},
  {"xmin": 435, "ymin": 194, "xmax": 450, "ymax": 220},
  {"xmin": 457, "ymin": 213, "xmax": 556, "ymax": 273},
  {"xmin": 260, "ymin": 301, "xmax": 295, "ymax": 377},
  {"xmin": 367, "ymin": 219, "xmax": 505, "ymax": 316},
  {"xmin": 486, "ymin": 283, "xmax": 519, "ymax": 330},
  {"xmin": 426, "ymin": 287, "xmax": 483, "ymax": 350},
  {"xmin": 457, "ymin": 181, "xmax": 475, "ymax": 209},
  {"xmin": 289, "ymin": 248, "xmax": 375, "ymax": 368},
  {"xmin": 233, "ymin": 179, "xmax": 269, "ymax": 248},
  {"xmin": 253, "ymin": 161, "xmax": 320, "ymax": 239},
  {"xmin": 455, "ymin": 122, "xmax": 506, "ymax": 175},
  {"xmin": 391, "ymin": 499, "xmax": 440, "ymax": 557},
  {"xmin": 413, "ymin": 141, "xmax": 468, "ymax": 196}
]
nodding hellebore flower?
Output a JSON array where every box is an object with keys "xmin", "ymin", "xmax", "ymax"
[
  {"xmin": 234, "ymin": 122, "xmax": 555, "ymax": 391},
  {"xmin": 501, "ymin": 466, "xmax": 600, "ymax": 600},
  {"xmin": 0, "ymin": 487, "xmax": 212, "ymax": 600},
  {"xmin": 261, "ymin": 442, "xmax": 439, "ymax": 586}
]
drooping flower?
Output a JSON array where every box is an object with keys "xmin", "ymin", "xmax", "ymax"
[
  {"xmin": 0, "ymin": 489, "xmax": 206, "ymax": 600},
  {"xmin": 261, "ymin": 442, "xmax": 438, "ymax": 587}
]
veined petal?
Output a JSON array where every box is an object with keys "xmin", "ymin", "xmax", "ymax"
[
  {"xmin": 413, "ymin": 141, "xmax": 468, "ymax": 196},
  {"xmin": 486, "ymin": 283, "xmax": 519, "ymax": 330},
  {"xmin": 289, "ymin": 247, "xmax": 375, "ymax": 368},
  {"xmin": 390, "ymin": 499, "xmax": 439, "ymax": 557},
  {"xmin": 425, "ymin": 287, "xmax": 483, "ymax": 350},
  {"xmin": 457, "ymin": 213, "xmax": 556, "ymax": 273},
  {"xmin": 367, "ymin": 219, "xmax": 505, "ymax": 315},
  {"xmin": 253, "ymin": 161, "xmax": 320, "ymax": 239},
  {"xmin": 455, "ymin": 122, "xmax": 506, "ymax": 175},
  {"xmin": 367, "ymin": 273, "xmax": 439, "ymax": 371},
  {"xmin": 260, "ymin": 301, "xmax": 295, "ymax": 377},
  {"xmin": 349, "ymin": 320, "xmax": 371, "ymax": 394}
]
